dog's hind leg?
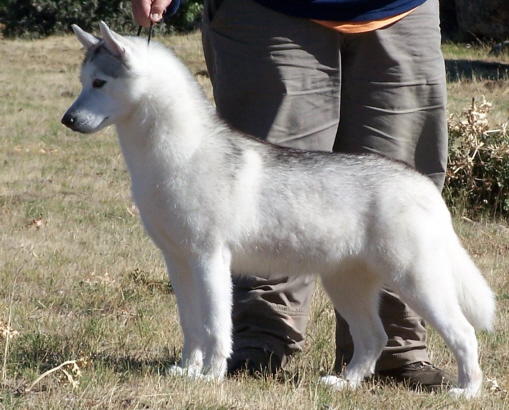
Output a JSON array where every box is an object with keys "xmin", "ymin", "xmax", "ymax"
[
  {"xmin": 320, "ymin": 261, "xmax": 387, "ymax": 390},
  {"xmin": 188, "ymin": 245, "xmax": 233, "ymax": 380},
  {"xmin": 390, "ymin": 260, "xmax": 483, "ymax": 398},
  {"xmin": 432, "ymin": 313, "xmax": 481, "ymax": 399}
]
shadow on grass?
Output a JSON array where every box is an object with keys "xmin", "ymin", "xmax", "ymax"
[
  {"xmin": 8, "ymin": 332, "xmax": 180, "ymax": 378},
  {"xmin": 446, "ymin": 59, "xmax": 509, "ymax": 81},
  {"xmin": 95, "ymin": 350, "xmax": 181, "ymax": 375}
]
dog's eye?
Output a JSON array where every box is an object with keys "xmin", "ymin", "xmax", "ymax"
[{"xmin": 92, "ymin": 79, "xmax": 106, "ymax": 88}]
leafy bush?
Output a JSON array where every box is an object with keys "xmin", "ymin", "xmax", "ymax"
[
  {"xmin": 444, "ymin": 98, "xmax": 509, "ymax": 218},
  {"xmin": 0, "ymin": 0, "xmax": 203, "ymax": 38}
]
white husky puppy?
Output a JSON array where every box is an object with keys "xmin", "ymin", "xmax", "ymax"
[{"xmin": 62, "ymin": 22, "xmax": 495, "ymax": 398}]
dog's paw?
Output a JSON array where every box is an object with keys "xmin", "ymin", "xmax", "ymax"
[
  {"xmin": 168, "ymin": 364, "xmax": 202, "ymax": 380},
  {"xmin": 319, "ymin": 375, "xmax": 359, "ymax": 391},
  {"xmin": 448, "ymin": 387, "xmax": 480, "ymax": 399},
  {"xmin": 202, "ymin": 373, "xmax": 224, "ymax": 383}
]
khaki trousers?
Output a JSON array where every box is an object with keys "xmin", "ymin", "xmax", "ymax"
[{"xmin": 202, "ymin": 0, "xmax": 448, "ymax": 371}]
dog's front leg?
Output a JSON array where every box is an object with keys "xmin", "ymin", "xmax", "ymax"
[
  {"xmin": 163, "ymin": 252, "xmax": 205, "ymax": 378},
  {"xmin": 189, "ymin": 246, "xmax": 233, "ymax": 380}
]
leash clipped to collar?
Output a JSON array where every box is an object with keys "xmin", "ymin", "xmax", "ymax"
[{"xmin": 137, "ymin": 21, "xmax": 154, "ymax": 45}]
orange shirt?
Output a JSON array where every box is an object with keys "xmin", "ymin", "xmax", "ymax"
[{"xmin": 313, "ymin": 7, "xmax": 416, "ymax": 33}]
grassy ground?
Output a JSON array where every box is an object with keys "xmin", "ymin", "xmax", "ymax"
[
  {"xmin": 1, "ymin": 31, "xmax": 508, "ymax": 409},
  {"xmin": 442, "ymin": 41, "xmax": 509, "ymax": 125}
]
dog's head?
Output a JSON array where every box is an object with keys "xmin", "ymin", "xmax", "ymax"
[{"xmin": 61, "ymin": 22, "xmax": 147, "ymax": 134}]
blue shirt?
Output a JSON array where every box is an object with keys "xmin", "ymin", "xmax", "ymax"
[
  {"xmin": 165, "ymin": 0, "xmax": 181, "ymax": 17},
  {"xmin": 251, "ymin": 0, "xmax": 426, "ymax": 22}
]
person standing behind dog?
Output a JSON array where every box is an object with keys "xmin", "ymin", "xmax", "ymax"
[{"xmin": 132, "ymin": 0, "xmax": 451, "ymax": 390}]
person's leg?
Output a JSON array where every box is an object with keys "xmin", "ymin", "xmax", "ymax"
[
  {"xmin": 202, "ymin": 0, "xmax": 341, "ymax": 371},
  {"xmin": 333, "ymin": 0, "xmax": 447, "ymax": 187},
  {"xmin": 333, "ymin": 0, "xmax": 450, "ymax": 386}
]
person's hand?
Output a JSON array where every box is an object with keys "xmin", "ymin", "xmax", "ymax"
[{"xmin": 132, "ymin": 0, "xmax": 173, "ymax": 27}]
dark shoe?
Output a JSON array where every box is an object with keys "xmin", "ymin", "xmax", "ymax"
[
  {"xmin": 377, "ymin": 361, "xmax": 455, "ymax": 391},
  {"xmin": 227, "ymin": 347, "xmax": 284, "ymax": 376}
]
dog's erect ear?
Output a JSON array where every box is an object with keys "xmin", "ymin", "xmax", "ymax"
[
  {"xmin": 71, "ymin": 24, "xmax": 100, "ymax": 51},
  {"xmin": 99, "ymin": 21, "xmax": 132, "ymax": 61}
]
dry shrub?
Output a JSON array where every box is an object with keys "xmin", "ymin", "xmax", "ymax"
[
  {"xmin": 445, "ymin": 97, "xmax": 509, "ymax": 218},
  {"xmin": 25, "ymin": 358, "xmax": 90, "ymax": 392}
]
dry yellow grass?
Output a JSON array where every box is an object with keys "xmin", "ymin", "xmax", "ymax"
[{"xmin": 0, "ymin": 31, "xmax": 508, "ymax": 409}]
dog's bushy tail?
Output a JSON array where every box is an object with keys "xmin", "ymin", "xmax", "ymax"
[{"xmin": 451, "ymin": 237, "xmax": 496, "ymax": 331}]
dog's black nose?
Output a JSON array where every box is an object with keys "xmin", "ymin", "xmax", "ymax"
[{"xmin": 61, "ymin": 112, "xmax": 75, "ymax": 128}]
